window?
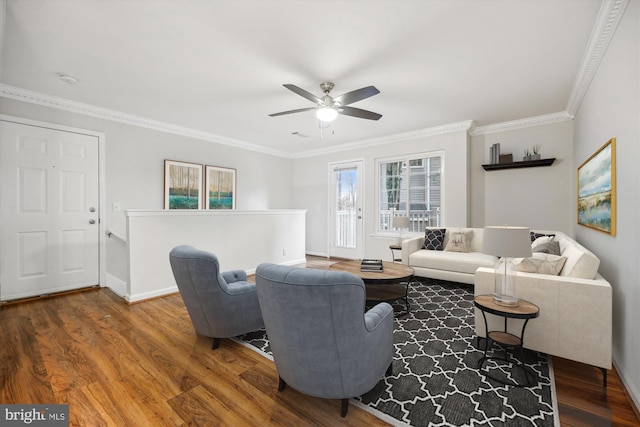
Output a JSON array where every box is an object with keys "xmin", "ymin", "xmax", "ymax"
[{"xmin": 377, "ymin": 152, "xmax": 443, "ymax": 233}]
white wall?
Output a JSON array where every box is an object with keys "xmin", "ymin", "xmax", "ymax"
[
  {"xmin": 126, "ymin": 210, "xmax": 306, "ymax": 302},
  {"xmin": 293, "ymin": 128, "xmax": 470, "ymax": 261},
  {"xmin": 573, "ymin": 0, "xmax": 640, "ymax": 410},
  {"xmin": 470, "ymin": 121, "xmax": 575, "ymax": 233},
  {"xmin": 0, "ymin": 98, "xmax": 294, "ymax": 286}
]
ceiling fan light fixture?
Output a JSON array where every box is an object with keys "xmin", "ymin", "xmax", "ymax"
[{"xmin": 316, "ymin": 106, "xmax": 338, "ymax": 122}]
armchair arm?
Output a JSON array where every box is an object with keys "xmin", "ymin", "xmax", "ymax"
[
  {"xmin": 224, "ymin": 280, "xmax": 257, "ymax": 296},
  {"xmin": 364, "ymin": 302, "xmax": 394, "ymax": 331},
  {"xmin": 222, "ymin": 269, "xmax": 247, "ymax": 283}
]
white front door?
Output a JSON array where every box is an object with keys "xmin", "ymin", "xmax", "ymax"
[
  {"xmin": 0, "ymin": 121, "xmax": 100, "ymax": 301},
  {"xmin": 329, "ymin": 160, "xmax": 364, "ymax": 259}
]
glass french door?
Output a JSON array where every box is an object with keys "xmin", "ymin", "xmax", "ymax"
[{"xmin": 329, "ymin": 160, "xmax": 364, "ymax": 259}]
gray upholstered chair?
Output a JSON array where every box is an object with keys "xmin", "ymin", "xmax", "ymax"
[
  {"xmin": 169, "ymin": 245, "xmax": 264, "ymax": 349},
  {"xmin": 255, "ymin": 263, "xmax": 394, "ymax": 417}
]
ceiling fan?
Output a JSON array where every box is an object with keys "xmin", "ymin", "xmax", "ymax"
[{"xmin": 269, "ymin": 82, "xmax": 382, "ymax": 122}]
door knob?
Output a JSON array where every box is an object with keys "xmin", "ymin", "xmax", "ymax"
[
  {"xmin": 89, "ymin": 207, "xmax": 96, "ymax": 212},
  {"xmin": 89, "ymin": 219, "xmax": 96, "ymax": 224}
]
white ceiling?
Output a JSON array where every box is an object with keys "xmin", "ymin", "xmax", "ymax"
[{"xmin": 1, "ymin": 0, "xmax": 604, "ymax": 157}]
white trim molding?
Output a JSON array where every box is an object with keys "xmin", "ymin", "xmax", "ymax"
[
  {"xmin": 565, "ymin": 0, "xmax": 630, "ymax": 116},
  {"xmin": 471, "ymin": 112, "xmax": 573, "ymax": 136},
  {"xmin": 0, "ymin": 83, "xmax": 291, "ymax": 158},
  {"xmin": 292, "ymin": 120, "xmax": 475, "ymax": 159}
]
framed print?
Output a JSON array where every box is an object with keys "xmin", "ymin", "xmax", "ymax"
[
  {"xmin": 577, "ymin": 138, "xmax": 616, "ymax": 235},
  {"xmin": 205, "ymin": 165, "xmax": 236, "ymax": 210},
  {"xmin": 164, "ymin": 160, "xmax": 203, "ymax": 209}
]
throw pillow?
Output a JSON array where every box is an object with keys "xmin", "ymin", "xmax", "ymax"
[
  {"xmin": 444, "ymin": 230, "xmax": 472, "ymax": 253},
  {"xmin": 514, "ymin": 253, "xmax": 567, "ymax": 275},
  {"xmin": 423, "ymin": 228, "xmax": 446, "ymax": 250},
  {"xmin": 531, "ymin": 235, "xmax": 554, "ymax": 247},
  {"xmin": 532, "ymin": 240, "xmax": 561, "ymax": 256},
  {"xmin": 530, "ymin": 231, "xmax": 555, "ymax": 243}
]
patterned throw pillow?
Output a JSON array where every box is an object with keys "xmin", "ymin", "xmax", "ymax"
[
  {"xmin": 532, "ymin": 240, "xmax": 561, "ymax": 256},
  {"xmin": 423, "ymin": 228, "xmax": 446, "ymax": 250},
  {"xmin": 530, "ymin": 231, "xmax": 555, "ymax": 243},
  {"xmin": 514, "ymin": 253, "xmax": 567, "ymax": 275},
  {"xmin": 444, "ymin": 230, "xmax": 472, "ymax": 253}
]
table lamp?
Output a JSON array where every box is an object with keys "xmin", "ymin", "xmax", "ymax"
[
  {"xmin": 392, "ymin": 216, "xmax": 410, "ymax": 245},
  {"xmin": 482, "ymin": 226, "xmax": 532, "ymax": 307}
]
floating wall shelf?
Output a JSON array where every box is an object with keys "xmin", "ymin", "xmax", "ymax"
[{"xmin": 482, "ymin": 158, "xmax": 555, "ymax": 171}]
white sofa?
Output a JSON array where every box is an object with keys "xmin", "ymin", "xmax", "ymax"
[
  {"xmin": 402, "ymin": 227, "xmax": 612, "ymax": 373},
  {"xmin": 474, "ymin": 231, "xmax": 612, "ymax": 373},
  {"xmin": 401, "ymin": 227, "xmax": 497, "ymax": 284}
]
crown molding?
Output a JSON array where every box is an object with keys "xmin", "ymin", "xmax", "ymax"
[
  {"xmin": 291, "ymin": 120, "xmax": 475, "ymax": 159},
  {"xmin": 470, "ymin": 112, "xmax": 573, "ymax": 136},
  {"xmin": 565, "ymin": 0, "xmax": 629, "ymax": 116},
  {"xmin": 0, "ymin": 83, "xmax": 291, "ymax": 158}
]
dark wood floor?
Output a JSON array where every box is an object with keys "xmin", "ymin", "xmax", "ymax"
[{"xmin": 1, "ymin": 258, "xmax": 638, "ymax": 426}]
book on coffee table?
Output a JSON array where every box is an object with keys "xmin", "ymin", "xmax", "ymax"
[{"xmin": 360, "ymin": 259, "xmax": 383, "ymax": 271}]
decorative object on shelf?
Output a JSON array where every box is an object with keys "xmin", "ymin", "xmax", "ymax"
[
  {"xmin": 578, "ymin": 137, "xmax": 616, "ymax": 235},
  {"xmin": 499, "ymin": 154, "xmax": 513, "ymax": 164},
  {"xmin": 523, "ymin": 145, "xmax": 541, "ymax": 161},
  {"xmin": 392, "ymin": 216, "xmax": 410, "ymax": 245},
  {"xmin": 481, "ymin": 157, "xmax": 555, "ymax": 171},
  {"xmin": 482, "ymin": 226, "xmax": 532, "ymax": 307},
  {"xmin": 164, "ymin": 160, "xmax": 203, "ymax": 209},
  {"xmin": 204, "ymin": 165, "xmax": 236, "ymax": 210},
  {"xmin": 489, "ymin": 143, "xmax": 500, "ymax": 164},
  {"xmin": 531, "ymin": 144, "xmax": 541, "ymax": 161}
]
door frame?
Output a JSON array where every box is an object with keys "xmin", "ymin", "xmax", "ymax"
[
  {"xmin": 0, "ymin": 114, "xmax": 107, "ymax": 290},
  {"xmin": 328, "ymin": 159, "xmax": 365, "ymax": 259}
]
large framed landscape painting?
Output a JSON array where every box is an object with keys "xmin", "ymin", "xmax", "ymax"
[
  {"xmin": 578, "ymin": 138, "xmax": 616, "ymax": 235},
  {"xmin": 205, "ymin": 165, "xmax": 236, "ymax": 210},
  {"xmin": 164, "ymin": 160, "xmax": 203, "ymax": 209}
]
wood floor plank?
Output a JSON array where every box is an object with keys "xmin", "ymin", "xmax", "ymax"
[{"xmin": 0, "ymin": 305, "xmax": 56, "ymax": 404}]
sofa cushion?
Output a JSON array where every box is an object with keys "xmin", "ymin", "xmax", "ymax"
[
  {"xmin": 514, "ymin": 253, "xmax": 567, "ymax": 275},
  {"xmin": 444, "ymin": 230, "xmax": 472, "ymax": 253},
  {"xmin": 409, "ymin": 250, "xmax": 497, "ymax": 275},
  {"xmin": 533, "ymin": 240, "xmax": 561, "ymax": 256},
  {"xmin": 559, "ymin": 244, "xmax": 600, "ymax": 279},
  {"xmin": 531, "ymin": 235, "xmax": 554, "ymax": 247},
  {"xmin": 423, "ymin": 228, "xmax": 446, "ymax": 250}
]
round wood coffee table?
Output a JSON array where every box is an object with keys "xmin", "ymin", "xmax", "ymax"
[{"xmin": 329, "ymin": 260, "xmax": 415, "ymax": 314}]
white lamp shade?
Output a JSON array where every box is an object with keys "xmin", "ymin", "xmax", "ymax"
[
  {"xmin": 392, "ymin": 216, "xmax": 410, "ymax": 229},
  {"xmin": 316, "ymin": 106, "xmax": 338, "ymax": 122},
  {"xmin": 482, "ymin": 226, "xmax": 532, "ymax": 258}
]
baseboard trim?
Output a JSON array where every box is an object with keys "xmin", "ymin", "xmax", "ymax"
[
  {"xmin": 613, "ymin": 356, "xmax": 640, "ymax": 422},
  {"xmin": 105, "ymin": 273, "xmax": 128, "ymax": 299}
]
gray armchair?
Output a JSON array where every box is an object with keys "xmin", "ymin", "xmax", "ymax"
[
  {"xmin": 255, "ymin": 263, "xmax": 394, "ymax": 417},
  {"xmin": 169, "ymin": 245, "xmax": 264, "ymax": 349}
]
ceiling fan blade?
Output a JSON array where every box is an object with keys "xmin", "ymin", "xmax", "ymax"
[
  {"xmin": 334, "ymin": 86, "xmax": 380, "ymax": 106},
  {"xmin": 340, "ymin": 106, "xmax": 382, "ymax": 121},
  {"xmin": 269, "ymin": 107, "xmax": 316, "ymax": 117},
  {"xmin": 283, "ymin": 84, "xmax": 322, "ymax": 104}
]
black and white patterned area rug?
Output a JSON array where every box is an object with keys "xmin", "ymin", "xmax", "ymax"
[{"xmin": 235, "ymin": 279, "xmax": 559, "ymax": 427}]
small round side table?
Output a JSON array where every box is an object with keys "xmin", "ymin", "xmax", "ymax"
[
  {"xmin": 389, "ymin": 244, "xmax": 402, "ymax": 263},
  {"xmin": 474, "ymin": 294, "xmax": 540, "ymax": 387}
]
